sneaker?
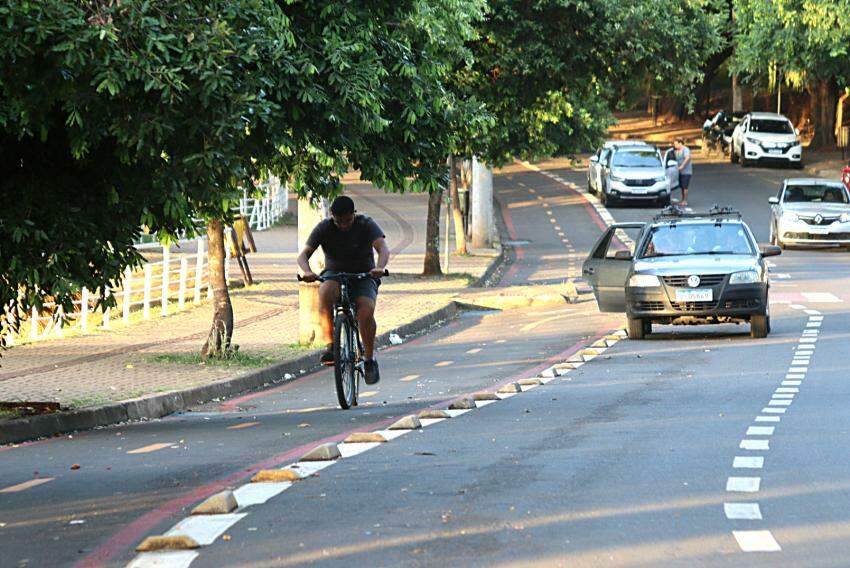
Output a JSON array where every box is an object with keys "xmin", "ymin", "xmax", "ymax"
[
  {"xmin": 364, "ymin": 359, "xmax": 380, "ymax": 385},
  {"xmin": 319, "ymin": 346, "xmax": 334, "ymax": 366}
]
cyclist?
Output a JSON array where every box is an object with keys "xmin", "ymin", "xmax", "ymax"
[{"xmin": 296, "ymin": 196, "xmax": 390, "ymax": 384}]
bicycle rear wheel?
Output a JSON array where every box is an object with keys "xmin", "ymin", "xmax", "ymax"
[{"xmin": 333, "ymin": 314, "xmax": 356, "ymax": 409}]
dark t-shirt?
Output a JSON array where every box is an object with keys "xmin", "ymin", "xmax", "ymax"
[{"xmin": 306, "ymin": 215, "xmax": 385, "ymax": 272}]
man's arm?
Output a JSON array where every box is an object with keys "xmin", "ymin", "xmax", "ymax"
[
  {"xmin": 370, "ymin": 237, "xmax": 390, "ymax": 278},
  {"xmin": 297, "ymin": 245, "xmax": 318, "ymax": 282},
  {"xmin": 679, "ymin": 149, "xmax": 692, "ymax": 171}
]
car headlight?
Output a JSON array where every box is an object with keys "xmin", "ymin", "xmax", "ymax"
[
  {"xmin": 609, "ymin": 174, "xmax": 624, "ymax": 182},
  {"xmin": 840, "ymin": 213, "xmax": 850, "ymax": 223},
  {"xmin": 654, "ymin": 176, "xmax": 667, "ymax": 183},
  {"xmin": 746, "ymin": 136, "xmax": 760, "ymax": 145},
  {"xmin": 628, "ymin": 274, "xmax": 661, "ymax": 287},
  {"xmin": 729, "ymin": 270, "xmax": 760, "ymax": 284}
]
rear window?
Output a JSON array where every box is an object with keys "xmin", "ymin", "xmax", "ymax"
[
  {"xmin": 750, "ymin": 119, "xmax": 794, "ymax": 134},
  {"xmin": 783, "ymin": 185, "xmax": 849, "ymax": 204},
  {"xmin": 611, "ymin": 150, "xmax": 661, "ymax": 168},
  {"xmin": 640, "ymin": 223, "xmax": 754, "ymax": 258}
]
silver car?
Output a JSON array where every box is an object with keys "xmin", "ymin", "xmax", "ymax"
[
  {"xmin": 587, "ymin": 140, "xmax": 650, "ymax": 194},
  {"xmin": 768, "ymin": 179, "xmax": 850, "ymax": 248},
  {"xmin": 589, "ymin": 145, "xmax": 671, "ymax": 207}
]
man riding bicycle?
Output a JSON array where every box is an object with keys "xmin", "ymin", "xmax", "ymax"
[{"xmin": 296, "ymin": 196, "xmax": 390, "ymax": 385}]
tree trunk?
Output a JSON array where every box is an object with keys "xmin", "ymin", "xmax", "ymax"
[
  {"xmin": 448, "ymin": 156, "xmax": 467, "ymax": 255},
  {"xmin": 810, "ymin": 78, "xmax": 837, "ymax": 150},
  {"xmin": 423, "ymin": 188, "xmax": 443, "ymax": 275},
  {"xmin": 732, "ymin": 74, "xmax": 743, "ymax": 112},
  {"xmin": 201, "ymin": 219, "xmax": 234, "ymax": 359}
]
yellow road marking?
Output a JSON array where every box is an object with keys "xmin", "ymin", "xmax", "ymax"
[
  {"xmin": 227, "ymin": 421, "xmax": 259, "ymax": 430},
  {"xmin": 400, "ymin": 374, "xmax": 420, "ymax": 382},
  {"xmin": 0, "ymin": 478, "xmax": 55, "ymax": 493},
  {"xmin": 360, "ymin": 391, "xmax": 379, "ymax": 398},
  {"xmin": 127, "ymin": 442, "xmax": 173, "ymax": 455},
  {"xmin": 521, "ymin": 311, "xmax": 573, "ymax": 333},
  {"xmin": 287, "ymin": 406, "xmax": 330, "ymax": 414},
  {"xmin": 466, "ymin": 348, "xmax": 482, "ymax": 354},
  {"xmin": 434, "ymin": 361, "xmax": 454, "ymax": 367}
]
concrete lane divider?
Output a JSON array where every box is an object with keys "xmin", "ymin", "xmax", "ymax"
[
  {"xmin": 418, "ymin": 409, "xmax": 452, "ymax": 419},
  {"xmin": 388, "ymin": 415, "xmax": 423, "ymax": 430},
  {"xmin": 299, "ymin": 443, "xmax": 342, "ymax": 461},
  {"xmin": 191, "ymin": 490, "xmax": 238, "ymax": 515},
  {"xmin": 136, "ymin": 535, "xmax": 200, "ymax": 552},
  {"xmin": 344, "ymin": 432, "xmax": 389, "ymax": 443},
  {"xmin": 473, "ymin": 392, "xmax": 500, "ymax": 401},
  {"xmin": 251, "ymin": 469, "xmax": 304, "ymax": 482},
  {"xmin": 497, "ymin": 383, "xmax": 523, "ymax": 394},
  {"xmin": 449, "ymin": 398, "xmax": 476, "ymax": 410},
  {"xmin": 518, "ymin": 378, "xmax": 544, "ymax": 386}
]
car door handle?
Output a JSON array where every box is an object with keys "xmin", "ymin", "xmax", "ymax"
[{"xmin": 583, "ymin": 267, "xmax": 595, "ymax": 275}]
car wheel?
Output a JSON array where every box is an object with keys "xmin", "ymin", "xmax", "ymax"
[
  {"xmin": 750, "ymin": 314, "xmax": 769, "ymax": 338},
  {"xmin": 769, "ymin": 223, "xmax": 777, "ymax": 246},
  {"xmin": 730, "ymin": 146, "xmax": 739, "ymax": 164},
  {"xmin": 657, "ymin": 195, "xmax": 671, "ymax": 207},
  {"xmin": 627, "ymin": 315, "xmax": 646, "ymax": 340}
]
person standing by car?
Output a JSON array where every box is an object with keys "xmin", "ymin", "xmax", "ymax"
[{"xmin": 673, "ymin": 138, "xmax": 693, "ymax": 206}]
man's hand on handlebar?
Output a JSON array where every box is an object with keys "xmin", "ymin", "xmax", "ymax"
[
  {"xmin": 300, "ymin": 271, "xmax": 319, "ymax": 283},
  {"xmin": 370, "ymin": 267, "xmax": 388, "ymax": 279}
]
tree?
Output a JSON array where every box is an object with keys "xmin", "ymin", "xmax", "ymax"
[
  {"xmin": 0, "ymin": 0, "xmax": 486, "ymax": 353},
  {"xmin": 733, "ymin": 0, "xmax": 850, "ymax": 148}
]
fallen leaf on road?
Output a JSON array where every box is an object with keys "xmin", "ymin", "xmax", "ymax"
[
  {"xmin": 70, "ymin": 464, "xmax": 80, "ymax": 470},
  {"xmin": 414, "ymin": 452, "xmax": 436, "ymax": 456},
  {"xmin": 222, "ymin": 535, "xmax": 231, "ymax": 541},
  {"xmin": 298, "ymin": 423, "xmax": 310, "ymax": 428}
]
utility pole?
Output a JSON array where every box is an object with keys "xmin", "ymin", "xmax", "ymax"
[
  {"xmin": 471, "ymin": 156, "xmax": 494, "ymax": 249},
  {"xmin": 297, "ymin": 196, "xmax": 328, "ymax": 345}
]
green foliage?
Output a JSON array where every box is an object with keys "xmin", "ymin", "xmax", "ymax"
[
  {"xmin": 733, "ymin": 0, "xmax": 850, "ymax": 87},
  {"xmin": 454, "ymin": 0, "xmax": 722, "ymax": 165}
]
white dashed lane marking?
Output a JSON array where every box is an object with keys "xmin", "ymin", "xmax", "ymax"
[
  {"xmin": 740, "ymin": 439, "xmax": 770, "ymax": 451},
  {"xmin": 746, "ymin": 426, "xmax": 775, "ymax": 436},
  {"xmin": 733, "ymin": 456, "xmax": 764, "ymax": 469},
  {"xmin": 725, "ymin": 503, "xmax": 763, "ymax": 520},
  {"xmin": 0, "ymin": 478, "xmax": 54, "ymax": 493},
  {"xmin": 165, "ymin": 513, "xmax": 247, "ymax": 545},
  {"xmin": 128, "ymin": 551, "xmax": 199, "ymax": 568},
  {"xmin": 127, "ymin": 443, "xmax": 174, "ymax": 455},
  {"xmin": 734, "ymin": 530, "xmax": 782, "ymax": 552},
  {"xmin": 727, "ymin": 477, "xmax": 761, "ymax": 492}
]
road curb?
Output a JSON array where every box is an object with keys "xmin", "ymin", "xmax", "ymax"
[{"xmin": 1, "ymin": 258, "xmax": 506, "ymax": 446}]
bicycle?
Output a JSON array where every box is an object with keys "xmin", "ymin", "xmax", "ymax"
[{"xmin": 297, "ymin": 270, "xmax": 388, "ymax": 409}]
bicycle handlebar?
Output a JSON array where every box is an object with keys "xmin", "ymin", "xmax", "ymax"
[{"xmin": 297, "ymin": 269, "xmax": 389, "ymax": 283}]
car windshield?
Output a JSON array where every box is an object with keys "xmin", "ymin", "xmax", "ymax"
[
  {"xmin": 783, "ymin": 185, "xmax": 849, "ymax": 204},
  {"xmin": 640, "ymin": 223, "xmax": 754, "ymax": 257},
  {"xmin": 612, "ymin": 150, "xmax": 661, "ymax": 168},
  {"xmin": 750, "ymin": 119, "xmax": 794, "ymax": 134}
]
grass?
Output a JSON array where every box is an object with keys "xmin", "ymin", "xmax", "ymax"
[
  {"xmin": 66, "ymin": 394, "xmax": 112, "ymax": 409},
  {"xmin": 151, "ymin": 349, "xmax": 280, "ymax": 369}
]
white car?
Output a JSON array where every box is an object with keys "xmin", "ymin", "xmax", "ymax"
[
  {"xmin": 769, "ymin": 179, "xmax": 850, "ymax": 248},
  {"xmin": 731, "ymin": 112, "xmax": 802, "ymax": 167},
  {"xmin": 587, "ymin": 140, "xmax": 650, "ymax": 194},
  {"xmin": 588, "ymin": 144, "xmax": 671, "ymax": 207}
]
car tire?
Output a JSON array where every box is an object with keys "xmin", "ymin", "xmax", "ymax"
[
  {"xmin": 730, "ymin": 146, "xmax": 739, "ymax": 164},
  {"xmin": 627, "ymin": 315, "xmax": 647, "ymax": 340},
  {"xmin": 750, "ymin": 314, "xmax": 769, "ymax": 338},
  {"xmin": 658, "ymin": 194, "xmax": 671, "ymax": 207}
]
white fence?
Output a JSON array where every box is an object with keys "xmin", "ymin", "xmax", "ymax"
[{"xmin": 2, "ymin": 179, "xmax": 289, "ymax": 345}]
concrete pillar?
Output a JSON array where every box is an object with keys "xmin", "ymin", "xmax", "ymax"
[
  {"xmin": 471, "ymin": 156, "xmax": 494, "ymax": 248},
  {"xmin": 297, "ymin": 196, "xmax": 328, "ymax": 345}
]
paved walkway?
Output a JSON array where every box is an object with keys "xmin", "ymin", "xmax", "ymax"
[{"xmin": 0, "ymin": 182, "xmax": 498, "ymax": 408}]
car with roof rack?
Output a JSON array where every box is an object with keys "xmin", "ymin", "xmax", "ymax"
[
  {"xmin": 581, "ymin": 206, "xmax": 781, "ymax": 339},
  {"xmin": 769, "ymin": 178, "xmax": 850, "ymax": 248}
]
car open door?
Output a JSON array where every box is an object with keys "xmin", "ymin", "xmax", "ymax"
[
  {"xmin": 664, "ymin": 148, "xmax": 679, "ymax": 190},
  {"xmin": 582, "ymin": 223, "xmax": 645, "ymax": 312}
]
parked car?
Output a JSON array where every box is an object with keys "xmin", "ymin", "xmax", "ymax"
[
  {"xmin": 587, "ymin": 140, "xmax": 651, "ymax": 195},
  {"xmin": 588, "ymin": 144, "xmax": 671, "ymax": 207},
  {"xmin": 768, "ymin": 178, "xmax": 850, "ymax": 248},
  {"xmin": 582, "ymin": 206, "xmax": 780, "ymax": 339},
  {"xmin": 731, "ymin": 112, "xmax": 803, "ymax": 167}
]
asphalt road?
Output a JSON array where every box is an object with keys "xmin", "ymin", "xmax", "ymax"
[{"xmin": 3, "ymin": 160, "xmax": 850, "ymax": 567}]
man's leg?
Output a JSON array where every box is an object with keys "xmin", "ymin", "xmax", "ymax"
[
  {"xmin": 355, "ymin": 296, "xmax": 377, "ymax": 359},
  {"xmin": 318, "ymin": 280, "xmax": 340, "ymax": 363}
]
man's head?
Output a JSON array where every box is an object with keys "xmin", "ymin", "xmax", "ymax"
[
  {"xmin": 673, "ymin": 138, "xmax": 685, "ymax": 150},
  {"xmin": 330, "ymin": 196, "xmax": 356, "ymax": 231}
]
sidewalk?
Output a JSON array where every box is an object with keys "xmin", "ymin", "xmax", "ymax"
[{"xmin": 0, "ymin": 182, "xmax": 502, "ymax": 439}]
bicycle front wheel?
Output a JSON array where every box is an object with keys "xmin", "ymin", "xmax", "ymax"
[{"xmin": 333, "ymin": 314, "xmax": 357, "ymax": 409}]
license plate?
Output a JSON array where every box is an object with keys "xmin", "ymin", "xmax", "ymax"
[
  {"xmin": 675, "ymin": 289, "xmax": 713, "ymax": 302},
  {"xmin": 768, "ymin": 148, "xmax": 782, "ymax": 155},
  {"xmin": 809, "ymin": 227, "xmax": 830, "ymax": 234}
]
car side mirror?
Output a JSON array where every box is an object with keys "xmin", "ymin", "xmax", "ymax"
[
  {"xmin": 613, "ymin": 250, "xmax": 633, "ymax": 261},
  {"xmin": 795, "ymin": 128, "xmax": 801, "ymax": 136},
  {"xmin": 666, "ymin": 160, "xmax": 677, "ymax": 168},
  {"xmin": 760, "ymin": 245, "xmax": 782, "ymax": 257},
  {"xmin": 768, "ymin": 196, "xmax": 779, "ymax": 204},
  {"xmin": 590, "ymin": 156, "xmax": 599, "ymax": 164}
]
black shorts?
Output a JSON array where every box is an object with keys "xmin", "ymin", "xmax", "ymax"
[
  {"xmin": 322, "ymin": 271, "xmax": 380, "ymax": 301},
  {"xmin": 679, "ymin": 174, "xmax": 692, "ymax": 190}
]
